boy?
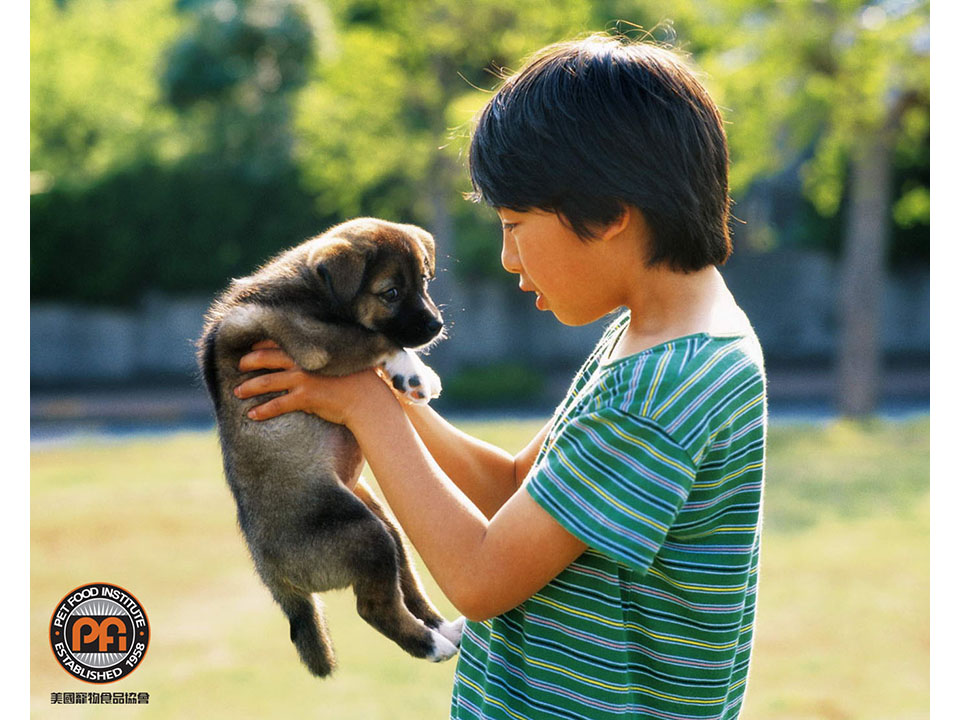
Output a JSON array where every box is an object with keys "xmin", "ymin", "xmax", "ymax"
[{"xmin": 235, "ymin": 34, "xmax": 766, "ymax": 720}]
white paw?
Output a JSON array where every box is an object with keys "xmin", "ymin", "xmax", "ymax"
[
  {"xmin": 427, "ymin": 628, "xmax": 459, "ymax": 662},
  {"xmin": 381, "ymin": 350, "xmax": 442, "ymax": 405},
  {"xmin": 438, "ymin": 617, "xmax": 465, "ymax": 647}
]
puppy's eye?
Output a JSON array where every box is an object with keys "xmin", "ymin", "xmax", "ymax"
[{"xmin": 380, "ymin": 288, "xmax": 400, "ymax": 302}]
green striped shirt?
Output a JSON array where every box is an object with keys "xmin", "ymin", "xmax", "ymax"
[{"xmin": 451, "ymin": 312, "xmax": 767, "ymax": 720}]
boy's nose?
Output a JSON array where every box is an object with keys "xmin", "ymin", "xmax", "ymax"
[{"xmin": 500, "ymin": 234, "xmax": 521, "ymax": 274}]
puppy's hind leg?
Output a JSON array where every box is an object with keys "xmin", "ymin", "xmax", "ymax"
[
  {"xmin": 353, "ymin": 480, "xmax": 464, "ymax": 648},
  {"xmin": 344, "ymin": 512, "xmax": 458, "ymax": 662},
  {"xmin": 274, "ymin": 590, "xmax": 337, "ymax": 678}
]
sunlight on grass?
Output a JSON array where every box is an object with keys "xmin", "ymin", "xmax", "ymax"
[{"xmin": 31, "ymin": 418, "xmax": 928, "ymax": 719}]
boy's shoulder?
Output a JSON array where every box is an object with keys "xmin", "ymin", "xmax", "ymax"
[{"xmin": 582, "ymin": 328, "xmax": 765, "ymax": 446}]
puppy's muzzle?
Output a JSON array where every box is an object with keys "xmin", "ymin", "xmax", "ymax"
[{"xmin": 409, "ymin": 311, "xmax": 445, "ymax": 347}]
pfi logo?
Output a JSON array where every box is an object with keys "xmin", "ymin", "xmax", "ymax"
[{"xmin": 49, "ymin": 583, "xmax": 150, "ymax": 683}]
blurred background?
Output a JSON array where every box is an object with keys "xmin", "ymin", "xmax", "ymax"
[
  {"xmin": 30, "ymin": 0, "xmax": 930, "ymax": 428},
  {"xmin": 30, "ymin": 0, "xmax": 930, "ymax": 718}
]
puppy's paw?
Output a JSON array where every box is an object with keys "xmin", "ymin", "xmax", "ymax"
[
  {"xmin": 438, "ymin": 616, "xmax": 465, "ymax": 647},
  {"xmin": 426, "ymin": 628, "xmax": 459, "ymax": 663},
  {"xmin": 296, "ymin": 347, "xmax": 331, "ymax": 372},
  {"xmin": 381, "ymin": 350, "xmax": 442, "ymax": 405}
]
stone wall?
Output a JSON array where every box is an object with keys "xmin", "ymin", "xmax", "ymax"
[{"xmin": 30, "ymin": 248, "xmax": 929, "ymax": 385}]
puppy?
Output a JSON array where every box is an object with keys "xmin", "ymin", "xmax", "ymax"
[{"xmin": 197, "ymin": 217, "xmax": 461, "ymax": 677}]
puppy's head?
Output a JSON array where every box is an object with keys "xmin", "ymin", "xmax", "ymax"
[{"xmin": 304, "ymin": 218, "xmax": 443, "ymax": 349}]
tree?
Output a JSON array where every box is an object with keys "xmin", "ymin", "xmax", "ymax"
[
  {"xmin": 30, "ymin": 0, "xmax": 186, "ymax": 191},
  {"xmin": 161, "ymin": 0, "xmax": 325, "ymax": 177},
  {"xmin": 30, "ymin": 0, "xmax": 334, "ymax": 305},
  {"xmin": 291, "ymin": 0, "xmax": 607, "ymax": 278},
  {"xmin": 646, "ymin": 0, "xmax": 930, "ymax": 415}
]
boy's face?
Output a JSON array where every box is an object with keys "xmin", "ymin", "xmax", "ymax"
[{"xmin": 496, "ymin": 208, "xmax": 631, "ymax": 327}]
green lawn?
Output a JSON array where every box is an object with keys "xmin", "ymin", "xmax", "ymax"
[{"xmin": 31, "ymin": 418, "xmax": 929, "ymax": 719}]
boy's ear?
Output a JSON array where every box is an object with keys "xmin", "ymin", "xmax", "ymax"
[{"xmin": 596, "ymin": 204, "xmax": 632, "ymax": 242}]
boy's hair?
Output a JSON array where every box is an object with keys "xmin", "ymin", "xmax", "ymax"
[{"xmin": 468, "ymin": 34, "xmax": 733, "ymax": 272}]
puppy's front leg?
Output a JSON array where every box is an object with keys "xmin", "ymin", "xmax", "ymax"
[
  {"xmin": 255, "ymin": 311, "xmax": 391, "ymax": 375},
  {"xmin": 381, "ymin": 350, "xmax": 442, "ymax": 405},
  {"xmin": 218, "ymin": 305, "xmax": 332, "ymax": 371}
]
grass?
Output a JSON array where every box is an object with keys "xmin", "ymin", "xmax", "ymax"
[{"xmin": 30, "ymin": 418, "xmax": 928, "ymax": 719}]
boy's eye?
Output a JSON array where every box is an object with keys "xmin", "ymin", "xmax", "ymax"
[{"xmin": 501, "ymin": 222, "xmax": 518, "ymax": 232}]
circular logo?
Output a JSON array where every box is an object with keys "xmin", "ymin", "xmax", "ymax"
[{"xmin": 49, "ymin": 583, "xmax": 150, "ymax": 683}]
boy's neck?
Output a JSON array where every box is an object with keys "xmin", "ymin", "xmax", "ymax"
[{"xmin": 612, "ymin": 265, "xmax": 746, "ymax": 360}]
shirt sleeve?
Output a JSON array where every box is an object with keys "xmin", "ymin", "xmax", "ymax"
[{"xmin": 526, "ymin": 407, "xmax": 697, "ymax": 573}]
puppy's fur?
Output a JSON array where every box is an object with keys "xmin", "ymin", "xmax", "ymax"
[{"xmin": 197, "ymin": 218, "xmax": 460, "ymax": 677}]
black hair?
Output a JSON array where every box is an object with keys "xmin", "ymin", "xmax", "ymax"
[{"xmin": 468, "ymin": 34, "xmax": 733, "ymax": 272}]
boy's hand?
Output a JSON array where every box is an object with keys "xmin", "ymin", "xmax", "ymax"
[{"xmin": 234, "ymin": 340, "xmax": 393, "ymax": 426}]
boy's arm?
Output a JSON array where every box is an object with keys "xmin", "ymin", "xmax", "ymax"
[
  {"xmin": 402, "ymin": 404, "xmax": 551, "ymax": 518},
  {"xmin": 353, "ymin": 388, "xmax": 585, "ymax": 622},
  {"xmin": 235, "ymin": 351, "xmax": 580, "ymax": 620}
]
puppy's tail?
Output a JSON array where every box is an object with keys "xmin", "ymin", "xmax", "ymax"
[{"xmin": 276, "ymin": 591, "xmax": 336, "ymax": 678}]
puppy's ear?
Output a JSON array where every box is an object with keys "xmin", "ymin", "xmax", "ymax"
[
  {"xmin": 413, "ymin": 228, "xmax": 437, "ymax": 279},
  {"xmin": 308, "ymin": 240, "xmax": 368, "ymax": 313}
]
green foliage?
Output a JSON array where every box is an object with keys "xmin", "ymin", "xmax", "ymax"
[
  {"xmin": 450, "ymin": 202, "xmax": 503, "ymax": 280},
  {"xmin": 893, "ymin": 186, "xmax": 929, "ymax": 229},
  {"xmin": 293, "ymin": 25, "xmax": 433, "ymax": 220},
  {"xmin": 31, "ymin": 0, "xmax": 336, "ymax": 306},
  {"xmin": 30, "ymin": 0, "xmax": 188, "ymax": 188},
  {"xmin": 30, "ymin": 162, "xmax": 334, "ymax": 306},
  {"xmin": 30, "ymin": 0, "xmax": 930, "ymax": 302},
  {"xmin": 442, "ymin": 362, "xmax": 546, "ymax": 408},
  {"xmin": 292, "ymin": 0, "xmax": 600, "ymax": 255},
  {"xmin": 661, "ymin": 0, "xmax": 929, "ymax": 215},
  {"xmin": 163, "ymin": 0, "xmax": 315, "ymax": 109},
  {"xmin": 160, "ymin": 0, "xmax": 321, "ymax": 176},
  {"xmin": 621, "ymin": 0, "xmax": 929, "ymax": 265}
]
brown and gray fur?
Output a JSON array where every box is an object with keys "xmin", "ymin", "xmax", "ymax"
[{"xmin": 197, "ymin": 217, "xmax": 460, "ymax": 678}]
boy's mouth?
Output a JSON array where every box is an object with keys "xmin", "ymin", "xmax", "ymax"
[{"xmin": 518, "ymin": 279, "xmax": 546, "ymax": 310}]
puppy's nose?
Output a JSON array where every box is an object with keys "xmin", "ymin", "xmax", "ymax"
[{"xmin": 426, "ymin": 318, "xmax": 443, "ymax": 334}]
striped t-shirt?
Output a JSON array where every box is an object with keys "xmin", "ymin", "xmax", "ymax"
[{"xmin": 451, "ymin": 312, "xmax": 767, "ymax": 720}]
